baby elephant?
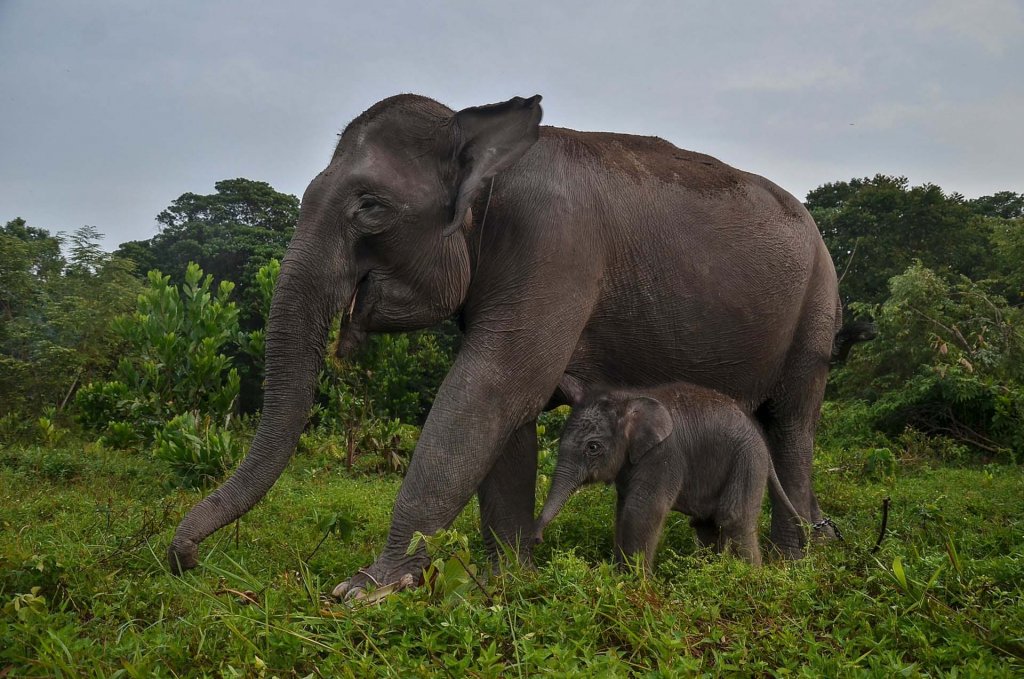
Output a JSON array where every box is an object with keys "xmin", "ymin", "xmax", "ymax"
[{"xmin": 534, "ymin": 382, "xmax": 802, "ymax": 569}]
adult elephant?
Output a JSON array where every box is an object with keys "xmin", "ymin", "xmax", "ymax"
[{"xmin": 169, "ymin": 94, "xmax": 841, "ymax": 597}]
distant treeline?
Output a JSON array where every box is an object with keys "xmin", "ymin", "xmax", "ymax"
[{"xmin": 2, "ymin": 176, "xmax": 1021, "ymax": 472}]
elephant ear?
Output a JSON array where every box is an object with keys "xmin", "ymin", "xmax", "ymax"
[
  {"xmin": 624, "ymin": 397, "xmax": 674, "ymax": 464},
  {"xmin": 557, "ymin": 373, "xmax": 587, "ymax": 406},
  {"xmin": 444, "ymin": 95, "xmax": 543, "ymax": 237}
]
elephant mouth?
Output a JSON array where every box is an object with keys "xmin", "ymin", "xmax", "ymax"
[
  {"xmin": 344, "ymin": 273, "xmax": 365, "ymax": 322},
  {"xmin": 334, "ymin": 272, "xmax": 372, "ymax": 360}
]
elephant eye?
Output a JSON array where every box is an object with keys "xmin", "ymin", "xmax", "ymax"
[
  {"xmin": 355, "ymin": 195, "xmax": 386, "ymax": 215},
  {"xmin": 586, "ymin": 441, "xmax": 602, "ymax": 454}
]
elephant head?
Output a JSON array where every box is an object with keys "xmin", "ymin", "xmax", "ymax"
[
  {"xmin": 169, "ymin": 94, "xmax": 543, "ymax": 573},
  {"xmin": 534, "ymin": 394, "xmax": 673, "ymax": 543}
]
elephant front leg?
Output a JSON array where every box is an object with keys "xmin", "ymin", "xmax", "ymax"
[
  {"xmin": 331, "ymin": 349, "xmax": 569, "ymax": 600},
  {"xmin": 614, "ymin": 495, "xmax": 670, "ymax": 573},
  {"xmin": 478, "ymin": 420, "xmax": 538, "ymax": 565}
]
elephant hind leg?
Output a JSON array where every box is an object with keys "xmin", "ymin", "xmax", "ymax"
[
  {"xmin": 758, "ymin": 284, "xmax": 836, "ymax": 558},
  {"xmin": 757, "ymin": 400, "xmax": 822, "ymax": 557},
  {"xmin": 758, "ymin": 356, "xmax": 831, "ymax": 558},
  {"xmin": 477, "ymin": 420, "xmax": 538, "ymax": 565},
  {"xmin": 690, "ymin": 517, "xmax": 721, "ymax": 552},
  {"xmin": 720, "ymin": 525, "xmax": 762, "ymax": 566}
]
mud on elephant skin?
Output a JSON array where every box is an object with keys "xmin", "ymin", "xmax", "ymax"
[
  {"xmin": 169, "ymin": 92, "xmax": 842, "ymax": 598},
  {"xmin": 535, "ymin": 382, "xmax": 804, "ymax": 569}
]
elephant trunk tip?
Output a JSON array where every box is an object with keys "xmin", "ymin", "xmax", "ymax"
[
  {"xmin": 168, "ymin": 537, "xmax": 199, "ymax": 575},
  {"xmin": 533, "ymin": 519, "xmax": 548, "ymax": 545}
]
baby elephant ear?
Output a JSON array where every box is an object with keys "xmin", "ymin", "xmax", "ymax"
[{"xmin": 624, "ymin": 397, "xmax": 674, "ymax": 464}]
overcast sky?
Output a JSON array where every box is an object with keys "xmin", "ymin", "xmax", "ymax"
[{"xmin": 2, "ymin": 1, "xmax": 1022, "ymax": 251}]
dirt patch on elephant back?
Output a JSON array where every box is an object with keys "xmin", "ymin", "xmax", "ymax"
[{"xmin": 540, "ymin": 126, "xmax": 742, "ymax": 191}]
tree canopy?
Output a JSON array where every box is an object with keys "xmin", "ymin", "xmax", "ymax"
[
  {"xmin": 806, "ymin": 175, "xmax": 996, "ymax": 305},
  {"xmin": 1, "ymin": 220, "xmax": 140, "ymax": 415},
  {"xmin": 115, "ymin": 178, "xmax": 299, "ymax": 320}
]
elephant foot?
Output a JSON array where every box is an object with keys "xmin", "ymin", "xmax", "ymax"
[
  {"xmin": 333, "ymin": 573, "xmax": 418, "ymax": 604},
  {"xmin": 168, "ymin": 537, "xmax": 199, "ymax": 575},
  {"xmin": 331, "ymin": 557, "xmax": 426, "ymax": 601},
  {"xmin": 811, "ymin": 516, "xmax": 842, "ymax": 541}
]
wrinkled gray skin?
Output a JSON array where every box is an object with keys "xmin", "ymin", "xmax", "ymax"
[
  {"xmin": 168, "ymin": 93, "xmax": 841, "ymax": 598},
  {"xmin": 535, "ymin": 383, "xmax": 803, "ymax": 569}
]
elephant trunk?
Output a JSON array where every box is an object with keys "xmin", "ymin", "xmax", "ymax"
[
  {"xmin": 169, "ymin": 236, "xmax": 349, "ymax": 574},
  {"xmin": 534, "ymin": 467, "xmax": 582, "ymax": 544}
]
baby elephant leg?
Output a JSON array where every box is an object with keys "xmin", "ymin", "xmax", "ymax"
[
  {"xmin": 615, "ymin": 498, "xmax": 671, "ymax": 572},
  {"xmin": 720, "ymin": 524, "xmax": 762, "ymax": 566},
  {"xmin": 690, "ymin": 517, "xmax": 721, "ymax": 552}
]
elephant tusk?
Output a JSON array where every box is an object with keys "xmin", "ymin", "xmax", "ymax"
[{"xmin": 346, "ymin": 286, "xmax": 358, "ymax": 321}]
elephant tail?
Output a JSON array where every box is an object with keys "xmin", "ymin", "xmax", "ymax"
[
  {"xmin": 830, "ymin": 320, "xmax": 877, "ymax": 366},
  {"xmin": 766, "ymin": 464, "xmax": 804, "ymax": 529}
]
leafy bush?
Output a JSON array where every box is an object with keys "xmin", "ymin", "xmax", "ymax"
[
  {"xmin": 0, "ymin": 222, "xmax": 140, "ymax": 416},
  {"xmin": 832, "ymin": 263, "xmax": 1024, "ymax": 460},
  {"xmin": 155, "ymin": 412, "xmax": 240, "ymax": 488},
  {"xmin": 34, "ymin": 407, "xmax": 65, "ymax": 447},
  {"xmin": 75, "ymin": 263, "xmax": 243, "ymax": 440},
  {"xmin": 326, "ymin": 329, "xmax": 454, "ymax": 426},
  {"xmin": 0, "ymin": 412, "xmax": 33, "ymax": 444},
  {"xmin": 100, "ymin": 421, "xmax": 139, "ymax": 450},
  {"xmin": 73, "ymin": 380, "xmax": 133, "ymax": 431},
  {"xmin": 537, "ymin": 405, "xmax": 571, "ymax": 476}
]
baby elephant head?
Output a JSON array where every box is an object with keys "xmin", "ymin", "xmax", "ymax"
[{"xmin": 533, "ymin": 393, "xmax": 674, "ymax": 543}]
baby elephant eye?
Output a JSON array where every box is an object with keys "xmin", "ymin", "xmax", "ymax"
[{"xmin": 586, "ymin": 441, "xmax": 601, "ymax": 453}]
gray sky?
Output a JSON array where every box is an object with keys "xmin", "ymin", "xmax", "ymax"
[{"xmin": 2, "ymin": 1, "xmax": 1022, "ymax": 251}]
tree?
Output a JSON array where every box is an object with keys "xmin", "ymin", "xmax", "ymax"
[
  {"xmin": 806, "ymin": 176, "xmax": 993, "ymax": 305},
  {"xmin": 831, "ymin": 263, "xmax": 1023, "ymax": 458},
  {"xmin": 967, "ymin": 191, "xmax": 1024, "ymax": 220},
  {"xmin": 115, "ymin": 178, "xmax": 299, "ymax": 321},
  {"xmin": 0, "ymin": 221, "xmax": 139, "ymax": 416}
]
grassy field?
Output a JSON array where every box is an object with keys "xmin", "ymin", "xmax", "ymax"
[{"xmin": 1, "ymin": 427, "xmax": 1022, "ymax": 677}]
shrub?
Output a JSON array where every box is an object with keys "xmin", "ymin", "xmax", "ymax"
[
  {"xmin": 0, "ymin": 412, "xmax": 32, "ymax": 444},
  {"xmin": 537, "ymin": 405, "xmax": 572, "ymax": 476},
  {"xmin": 326, "ymin": 330, "xmax": 454, "ymax": 426},
  {"xmin": 154, "ymin": 412, "xmax": 240, "ymax": 488},
  {"xmin": 73, "ymin": 381, "xmax": 133, "ymax": 432},
  {"xmin": 74, "ymin": 263, "xmax": 243, "ymax": 441},
  {"xmin": 831, "ymin": 263, "xmax": 1024, "ymax": 460}
]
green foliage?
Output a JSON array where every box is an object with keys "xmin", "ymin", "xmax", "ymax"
[
  {"xmin": 0, "ymin": 221, "xmax": 140, "ymax": 416},
  {"xmin": 2, "ymin": 438, "xmax": 1022, "ymax": 676},
  {"xmin": 326, "ymin": 330, "xmax": 454, "ymax": 426},
  {"xmin": 73, "ymin": 380, "xmax": 133, "ymax": 431},
  {"xmin": 832, "ymin": 262, "xmax": 1024, "ymax": 459},
  {"xmin": 78, "ymin": 263, "xmax": 243, "ymax": 439},
  {"xmin": 537, "ymin": 404, "xmax": 572, "ymax": 476},
  {"xmin": 967, "ymin": 190, "xmax": 1024, "ymax": 219},
  {"xmin": 115, "ymin": 178, "xmax": 298, "ymax": 321},
  {"xmin": 989, "ymin": 215, "xmax": 1024, "ymax": 302},
  {"xmin": 34, "ymin": 407, "xmax": 65, "ymax": 447},
  {"xmin": 862, "ymin": 447, "xmax": 896, "ymax": 481},
  {"xmin": 155, "ymin": 412, "xmax": 241, "ymax": 488},
  {"xmin": 0, "ymin": 412, "xmax": 33, "ymax": 444},
  {"xmin": 408, "ymin": 528, "xmax": 488, "ymax": 602},
  {"xmin": 235, "ymin": 258, "xmax": 279, "ymax": 408},
  {"xmin": 807, "ymin": 176, "xmax": 993, "ymax": 305},
  {"xmin": 100, "ymin": 421, "xmax": 139, "ymax": 450}
]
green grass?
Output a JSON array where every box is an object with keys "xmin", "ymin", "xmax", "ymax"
[{"xmin": 1, "ymin": 434, "xmax": 1022, "ymax": 677}]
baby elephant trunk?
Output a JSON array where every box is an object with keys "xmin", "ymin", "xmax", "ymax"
[{"xmin": 534, "ymin": 469, "xmax": 582, "ymax": 544}]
